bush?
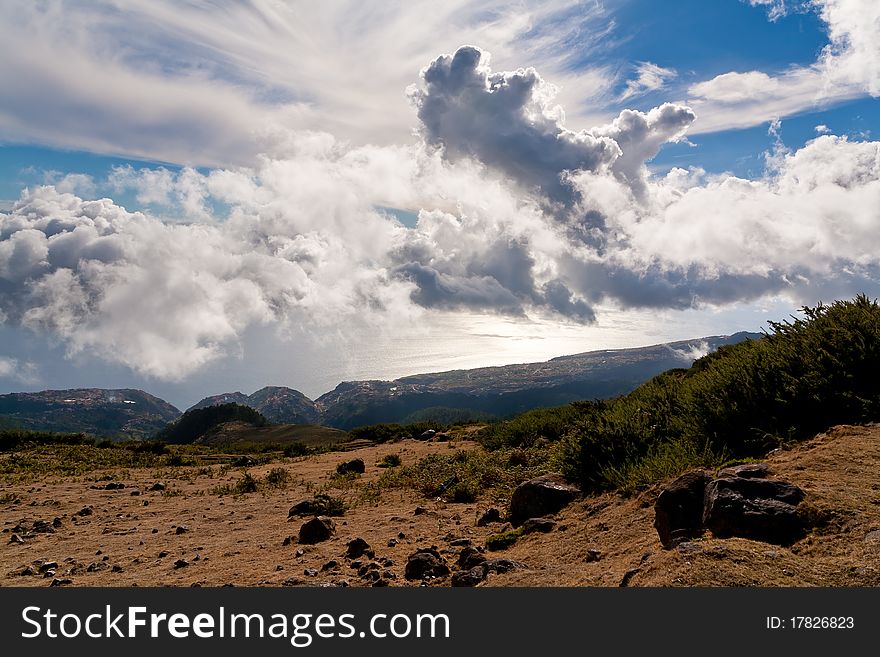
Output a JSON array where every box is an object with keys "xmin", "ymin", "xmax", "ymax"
[
  {"xmin": 234, "ymin": 473, "xmax": 259, "ymax": 494},
  {"xmin": 284, "ymin": 442, "xmax": 310, "ymax": 457},
  {"xmin": 0, "ymin": 430, "xmax": 94, "ymax": 452},
  {"xmin": 348, "ymin": 421, "xmax": 443, "ymax": 444},
  {"xmin": 557, "ymin": 295, "xmax": 880, "ymax": 493},
  {"xmin": 265, "ymin": 467, "xmax": 290, "ymax": 487},
  {"xmin": 377, "ymin": 453, "xmax": 402, "ymax": 468}
]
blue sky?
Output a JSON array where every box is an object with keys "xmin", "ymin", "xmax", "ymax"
[{"xmin": 1, "ymin": 0, "xmax": 878, "ymax": 406}]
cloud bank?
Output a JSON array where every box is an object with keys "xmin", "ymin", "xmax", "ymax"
[{"xmin": 1, "ymin": 46, "xmax": 879, "ymax": 381}]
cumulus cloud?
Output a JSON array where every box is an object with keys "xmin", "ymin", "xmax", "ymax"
[
  {"xmin": 1, "ymin": 46, "xmax": 879, "ymax": 383},
  {"xmin": 409, "ymin": 46, "xmax": 694, "ymax": 206},
  {"xmin": 409, "ymin": 46, "xmax": 621, "ymax": 205}
]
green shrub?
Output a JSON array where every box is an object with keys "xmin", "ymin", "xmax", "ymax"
[
  {"xmin": 283, "ymin": 442, "xmax": 310, "ymax": 457},
  {"xmin": 557, "ymin": 295, "xmax": 880, "ymax": 493}
]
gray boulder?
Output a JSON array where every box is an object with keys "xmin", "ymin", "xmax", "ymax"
[
  {"xmin": 509, "ymin": 474, "xmax": 579, "ymax": 527},
  {"xmin": 336, "ymin": 458, "xmax": 365, "ymax": 475},
  {"xmin": 703, "ymin": 477, "xmax": 806, "ymax": 545},
  {"xmin": 654, "ymin": 470, "xmax": 713, "ymax": 548}
]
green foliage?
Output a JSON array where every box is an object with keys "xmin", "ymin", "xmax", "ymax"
[
  {"xmin": 0, "ymin": 429, "xmax": 94, "ymax": 452},
  {"xmin": 348, "ymin": 421, "xmax": 443, "ymax": 443},
  {"xmin": 485, "ymin": 527, "xmax": 523, "ymax": 551},
  {"xmin": 477, "ymin": 296, "xmax": 880, "ymax": 495},
  {"xmin": 155, "ymin": 403, "xmax": 268, "ymax": 444},
  {"xmin": 477, "ymin": 403, "xmax": 591, "ymax": 450},
  {"xmin": 283, "ymin": 442, "xmax": 311, "ymax": 457},
  {"xmin": 376, "ymin": 446, "xmax": 555, "ymax": 501}
]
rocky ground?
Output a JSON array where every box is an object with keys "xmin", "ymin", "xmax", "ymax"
[{"xmin": 2, "ymin": 424, "xmax": 880, "ymax": 587}]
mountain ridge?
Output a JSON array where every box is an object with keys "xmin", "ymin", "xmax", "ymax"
[{"xmin": 0, "ymin": 331, "xmax": 761, "ymax": 436}]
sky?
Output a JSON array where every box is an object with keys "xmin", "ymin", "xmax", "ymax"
[{"xmin": 1, "ymin": 0, "xmax": 879, "ymax": 409}]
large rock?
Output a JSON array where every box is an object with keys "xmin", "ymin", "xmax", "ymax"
[
  {"xmin": 336, "ymin": 458, "xmax": 365, "ymax": 475},
  {"xmin": 654, "ymin": 470, "xmax": 713, "ymax": 548},
  {"xmin": 404, "ymin": 548, "xmax": 450, "ymax": 581},
  {"xmin": 703, "ymin": 477, "xmax": 806, "ymax": 545},
  {"xmin": 298, "ymin": 516, "xmax": 336, "ymax": 544},
  {"xmin": 509, "ymin": 474, "xmax": 580, "ymax": 527},
  {"xmin": 346, "ymin": 537, "xmax": 371, "ymax": 559}
]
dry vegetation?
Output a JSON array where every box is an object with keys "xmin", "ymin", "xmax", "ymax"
[{"xmin": 2, "ymin": 423, "xmax": 879, "ymax": 587}]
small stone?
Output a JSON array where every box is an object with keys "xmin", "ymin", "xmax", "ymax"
[
  {"xmin": 9, "ymin": 533, "xmax": 24, "ymax": 544},
  {"xmin": 173, "ymin": 559, "xmax": 189, "ymax": 569},
  {"xmin": 150, "ymin": 483, "xmax": 167, "ymax": 492},
  {"xmin": 477, "ymin": 508, "xmax": 501, "ymax": 527},
  {"xmin": 521, "ymin": 517, "xmax": 557, "ymax": 534},
  {"xmin": 451, "ymin": 565, "xmax": 487, "ymax": 587},
  {"xmin": 321, "ymin": 560, "xmax": 338, "ymax": 571},
  {"xmin": 295, "ymin": 549, "xmax": 305, "ymax": 557},
  {"xmin": 158, "ymin": 550, "xmax": 169, "ymax": 558},
  {"xmin": 111, "ymin": 564, "xmax": 123, "ymax": 573},
  {"xmin": 175, "ymin": 525, "xmax": 189, "ymax": 535},
  {"xmin": 585, "ymin": 549, "xmax": 602, "ymax": 563},
  {"xmin": 76, "ymin": 506, "xmax": 93, "ymax": 517},
  {"xmin": 304, "ymin": 568, "xmax": 318, "ymax": 577},
  {"xmin": 414, "ymin": 506, "xmax": 428, "ymax": 516},
  {"xmin": 282, "ymin": 536, "xmax": 293, "ymax": 546},
  {"xmin": 39, "ymin": 561, "xmax": 58, "ymax": 573},
  {"xmin": 387, "ymin": 538, "xmax": 398, "ymax": 547},
  {"xmin": 130, "ymin": 490, "xmax": 141, "ymax": 496},
  {"xmin": 50, "ymin": 578, "xmax": 73, "ymax": 587}
]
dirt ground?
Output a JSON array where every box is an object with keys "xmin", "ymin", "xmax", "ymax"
[{"xmin": 3, "ymin": 424, "xmax": 880, "ymax": 587}]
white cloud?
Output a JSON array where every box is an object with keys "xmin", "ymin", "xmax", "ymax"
[
  {"xmin": 0, "ymin": 0, "xmax": 615, "ymax": 166},
  {"xmin": 687, "ymin": 0, "xmax": 879, "ymax": 134},
  {"xmin": 0, "ymin": 356, "xmax": 38, "ymax": 384},
  {"xmin": 747, "ymin": 1, "xmax": 790, "ymax": 21},
  {"xmin": 1, "ymin": 46, "xmax": 879, "ymax": 383},
  {"xmin": 619, "ymin": 62, "xmax": 677, "ymax": 101},
  {"xmin": 815, "ymin": 123, "xmax": 831, "ymax": 133}
]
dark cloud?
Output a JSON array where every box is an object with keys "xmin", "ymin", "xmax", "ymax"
[{"xmin": 410, "ymin": 45, "xmax": 620, "ymax": 205}]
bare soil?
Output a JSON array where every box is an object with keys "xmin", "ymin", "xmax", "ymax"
[{"xmin": 3, "ymin": 424, "xmax": 880, "ymax": 587}]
